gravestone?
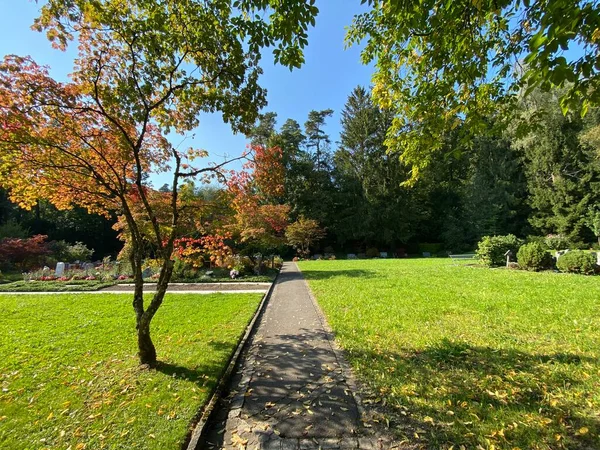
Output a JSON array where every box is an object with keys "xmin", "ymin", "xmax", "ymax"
[
  {"xmin": 142, "ymin": 267, "xmax": 152, "ymax": 278},
  {"xmin": 312, "ymin": 254, "xmax": 322, "ymax": 260},
  {"xmin": 347, "ymin": 253, "xmax": 357, "ymax": 260},
  {"xmin": 380, "ymin": 252, "xmax": 388, "ymax": 258},
  {"xmin": 55, "ymin": 262, "xmax": 65, "ymax": 277},
  {"xmin": 422, "ymin": 252, "xmax": 431, "ymax": 257},
  {"xmin": 83, "ymin": 262, "xmax": 94, "ymax": 272}
]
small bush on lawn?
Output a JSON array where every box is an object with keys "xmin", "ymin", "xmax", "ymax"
[
  {"xmin": 556, "ymin": 250, "xmax": 597, "ymax": 275},
  {"xmin": 517, "ymin": 242, "xmax": 554, "ymax": 271},
  {"xmin": 476, "ymin": 234, "xmax": 523, "ymax": 267}
]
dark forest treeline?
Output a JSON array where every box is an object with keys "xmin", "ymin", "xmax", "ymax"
[
  {"xmin": 0, "ymin": 192, "xmax": 120, "ymax": 259},
  {"xmin": 248, "ymin": 85, "xmax": 600, "ymax": 254}
]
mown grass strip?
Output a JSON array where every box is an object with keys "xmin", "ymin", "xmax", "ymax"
[{"xmin": 0, "ymin": 292, "xmax": 262, "ymax": 449}]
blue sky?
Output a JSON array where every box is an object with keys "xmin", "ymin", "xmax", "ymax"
[{"xmin": 0, "ymin": 0, "xmax": 373, "ymax": 187}]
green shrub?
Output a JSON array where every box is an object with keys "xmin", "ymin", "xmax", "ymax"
[
  {"xmin": 544, "ymin": 234, "xmax": 571, "ymax": 251},
  {"xmin": 517, "ymin": 242, "xmax": 554, "ymax": 271},
  {"xmin": 0, "ymin": 220, "xmax": 30, "ymax": 239},
  {"xmin": 556, "ymin": 251, "xmax": 597, "ymax": 275},
  {"xmin": 172, "ymin": 259, "xmax": 188, "ymax": 280},
  {"xmin": 366, "ymin": 247, "xmax": 380, "ymax": 258},
  {"xmin": 183, "ymin": 268, "xmax": 199, "ymax": 280},
  {"xmin": 49, "ymin": 240, "xmax": 94, "ymax": 262},
  {"xmin": 224, "ymin": 254, "xmax": 255, "ymax": 274},
  {"xmin": 272, "ymin": 255, "xmax": 284, "ymax": 268},
  {"xmin": 476, "ymin": 234, "xmax": 523, "ymax": 267}
]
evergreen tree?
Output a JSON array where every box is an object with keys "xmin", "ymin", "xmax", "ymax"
[
  {"xmin": 248, "ymin": 112, "xmax": 278, "ymax": 147},
  {"xmin": 305, "ymin": 109, "xmax": 334, "ymax": 169},
  {"xmin": 510, "ymin": 89, "xmax": 600, "ymax": 244},
  {"xmin": 464, "ymin": 136, "xmax": 530, "ymax": 241},
  {"xmin": 334, "ymin": 86, "xmax": 416, "ymax": 249}
]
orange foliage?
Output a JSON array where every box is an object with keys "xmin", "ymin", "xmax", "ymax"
[
  {"xmin": 0, "ymin": 55, "xmax": 170, "ymax": 215},
  {"xmin": 226, "ymin": 145, "xmax": 290, "ymax": 249},
  {"xmin": 173, "ymin": 234, "xmax": 232, "ymax": 268}
]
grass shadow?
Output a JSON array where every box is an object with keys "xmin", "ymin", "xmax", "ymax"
[
  {"xmin": 349, "ymin": 338, "xmax": 599, "ymax": 448},
  {"xmin": 155, "ymin": 340, "xmax": 235, "ymax": 383},
  {"xmin": 298, "ymin": 269, "xmax": 377, "ymax": 281}
]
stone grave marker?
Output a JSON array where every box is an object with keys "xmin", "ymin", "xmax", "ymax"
[{"xmin": 55, "ymin": 262, "xmax": 65, "ymax": 277}]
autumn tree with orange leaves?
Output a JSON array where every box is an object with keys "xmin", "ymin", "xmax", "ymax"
[
  {"xmin": 0, "ymin": 0, "xmax": 318, "ymax": 366},
  {"xmin": 226, "ymin": 145, "xmax": 290, "ymax": 257}
]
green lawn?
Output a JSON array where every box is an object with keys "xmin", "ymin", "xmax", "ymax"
[
  {"xmin": 0, "ymin": 292, "xmax": 262, "ymax": 450},
  {"xmin": 298, "ymin": 259, "xmax": 600, "ymax": 449}
]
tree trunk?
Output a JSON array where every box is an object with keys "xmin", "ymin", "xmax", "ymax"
[
  {"xmin": 137, "ymin": 315, "xmax": 156, "ymax": 366},
  {"xmin": 135, "ymin": 258, "xmax": 174, "ymax": 366},
  {"xmin": 129, "ymin": 237, "xmax": 152, "ymax": 365}
]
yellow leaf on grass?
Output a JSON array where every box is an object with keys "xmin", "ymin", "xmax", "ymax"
[
  {"xmin": 423, "ymin": 416, "xmax": 434, "ymax": 424},
  {"xmin": 579, "ymin": 427, "xmax": 589, "ymax": 435}
]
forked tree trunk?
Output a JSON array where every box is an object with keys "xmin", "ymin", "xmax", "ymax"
[{"xmin": 135, "ymin": 258, "xmax": 174, "ymax": 367}]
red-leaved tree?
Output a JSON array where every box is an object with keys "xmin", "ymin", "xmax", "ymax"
[
  {"xmin": 226, "ymin": 145, "xmax": 290, "ymax": 256},
  {"xmin": 0, "ymin": 235, "xmax": 50, "ymax": 271}
]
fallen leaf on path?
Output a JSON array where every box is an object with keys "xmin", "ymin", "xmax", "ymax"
[{"xmin": 231, "ymin": 433, "xmax": 248, "ymax": 449}]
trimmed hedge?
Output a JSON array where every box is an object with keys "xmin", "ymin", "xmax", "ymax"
[
  {"xmin": 476, "ymin": 234, "xmax": 523, "ymax": 267},
  {"xmin": 556, "ymin": 251, "xmax": 597, "ymax": 275},
  {"xmin": 517, "ymin": 242, "xmax": 554, "ymax": 271}
]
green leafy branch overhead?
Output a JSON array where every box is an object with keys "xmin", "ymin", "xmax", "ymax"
[{"xmin": 347, "ymin": 0, "xmax": 600, "ymax": 179}]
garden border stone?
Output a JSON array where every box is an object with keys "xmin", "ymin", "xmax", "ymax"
[{"xmin": 184, "ymin": 275, "xmax": 278, "ymax": 450}]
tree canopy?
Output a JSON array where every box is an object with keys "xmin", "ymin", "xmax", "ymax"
[
  {"xmin": 0, "ymin": 0, "xmax": 318, "ymax": 366},
  {"xmin": 347, "ymin": 0, "xmax": 600, "ymax": 178}
]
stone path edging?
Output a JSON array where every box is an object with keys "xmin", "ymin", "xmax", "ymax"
[{"xmin": 185, "ymin": 278, "xmax": 278, "ymax": 450}]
